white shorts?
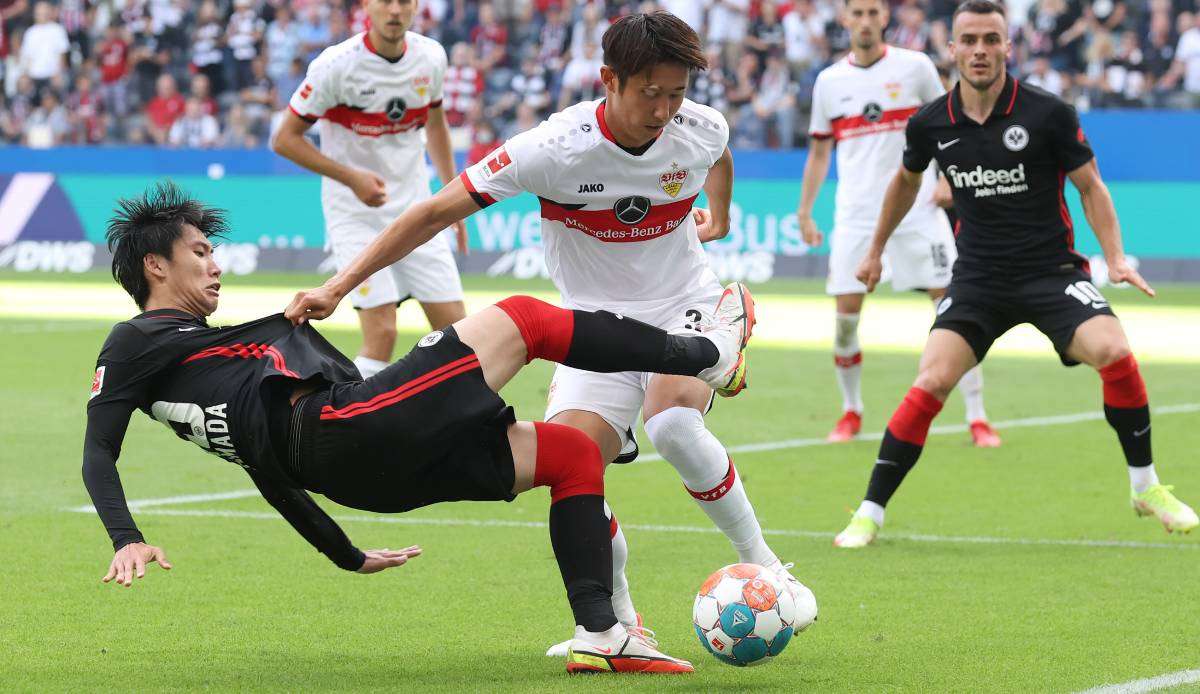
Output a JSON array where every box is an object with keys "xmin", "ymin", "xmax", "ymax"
[
  {"xmin": 329, "ymin": 220, "xmax": 464, "ymax": 309},
  {"xmin": 544, "ymin": 288, "xmax": 723, "ymax": 445},
  {"xmin": 826, "ymin": 215, "xmax": 956, "ymax": 296}
]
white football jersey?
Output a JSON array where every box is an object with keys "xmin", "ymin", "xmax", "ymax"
[
  {"xmin": 461, "ymin": 98, "xmax": 726, "ymax": 316},
  {"xmin": 289, "ymin": 31, "xmax": 447, "ymax": 226},
  {"xmin": 809, "ymin": 46, "xmax": 945, "ymax": 235}
]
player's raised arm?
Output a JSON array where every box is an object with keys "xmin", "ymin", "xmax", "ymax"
[
  {"xmin": 1067, "ymin": 160, "xmax": 1154, "ymax": 297},
  {"xmin": 285, "ymin": 179, "xmax": 481, "ymax": 324},
  {"xmin": 696, "ymin": 147, "xmax": 734, "ymax": 242}
]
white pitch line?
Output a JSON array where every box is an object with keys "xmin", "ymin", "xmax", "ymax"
[
  {"xmin": 77, "ymin": 402, "xmax": 1200, "ymax": 514},
  {"xmin": 65, "ymin": 507, "xmax": 1200, "ymax": 551},
  {"xmin": 1075, "ymin": 668, "xmax": 1200, "ymax": 694},
  {"xmin": 634, "ymin": 402, "xmax": 1200, "ymax": 463}
]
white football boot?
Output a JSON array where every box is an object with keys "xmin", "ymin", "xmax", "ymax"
[
  {"xmin": 566, "ymin": 622, "xmax": 694, "ymax": 674},
  {"xmin": 766, "ymin": 560, "xmax": 819, "ymax": 634},
  {"xmin": 695, "ymin": 282, "xmax": 756, "ymax": 396}
]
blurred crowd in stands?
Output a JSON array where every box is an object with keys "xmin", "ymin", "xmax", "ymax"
[{"xmin": 1, "ymin": 0, "xmax": 1198, "ymax": 149}]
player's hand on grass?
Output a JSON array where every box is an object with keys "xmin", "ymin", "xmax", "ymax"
[
  {"xmin": 102, "ymin": 542, "xmax": 172, "ymax": 587},
  {"xmin": 285, "ymin": 284, "xmax": 344, "ymax": 324},
  {"xmin": 856, "ymin": 254, "xmax": 883, "ymax": 292},
  {"xmin": 799, "ymin": 216, "xmax": 824, "ymax": 248},
  {"xmin": 356, "ymin": 546, "xmax": 422, "ymax": 574},
  {"xmin": 1107, "ymin": 256, "xmax": 1155, "ymax": 298},
  {"xmin": 452, "ymin": 220, "xmax": 469, "ymax": 255},
  {"xmin": 348, "ymin": 169, "xmax": 388, "ymax": 207}
]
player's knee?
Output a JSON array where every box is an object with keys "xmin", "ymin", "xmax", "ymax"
[
  {"xmin": 644, "ymin": 406, "xmax": 710, "ymax": 464},
  {"xmin": 495, "ymin": 295, "xmax": 569, "ymax": 362},
  {"xmin": 1092, "ymin": 341, "xmax": 1132, "ymax": 369},
  {"xmin": 533, "ymin": 421, "xmax": 604, "ymax": 503},
  {"xmin": 913, "ymin": 369, "xmax": 955, "ymax": 401}
]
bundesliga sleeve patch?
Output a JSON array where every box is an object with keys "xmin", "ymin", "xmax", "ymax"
[
  {"xmin": 90, "ymin": 366, "xmax": 105, "ymax": 399},
  {"xmin": 481, "ymin": 148, "xmax": 511, "ymax": 179}
]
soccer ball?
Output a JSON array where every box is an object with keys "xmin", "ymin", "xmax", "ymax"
[{"xmin": 692, "ymin": 563, "xmax": 796, "ymax": 666}]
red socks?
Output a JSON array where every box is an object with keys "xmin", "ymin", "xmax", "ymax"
[
  {"xmin": 532, "ymin": 421, "xmax": 604, "ymax": 503},
  {"xmin": 1099, "ymin": 355, "xmax": 1148, "ymax": 408},
  {"xmin": 495, "ymin": 296, "xmax": 574, "ymax": 364},
  {"xmin": 887, "ymin": 387, "xmax": 945, "ymax": 446}
]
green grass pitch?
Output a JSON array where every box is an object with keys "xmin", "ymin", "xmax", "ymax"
[{"xmin": 2, "ymin": 272, "xmax": 1199, "ymax": 692}]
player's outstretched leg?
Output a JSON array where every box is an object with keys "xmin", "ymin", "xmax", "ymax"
[
  {"xmin": 1066, "ymin": 323, "xmax": 1198, "ymax": 533},
  {"xmin": 522, "ymin": 422, "xmax": 693, "ymax": 674},
  {"xmin": 835, "ymin": 329, "xmax": 975, "ymax": 548}
]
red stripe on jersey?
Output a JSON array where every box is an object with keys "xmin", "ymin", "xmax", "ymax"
[
  {"xmin": 1057, "ymin": 170, "xmax": 1091, "ymax": 272},
  {"xmin": 323, "ymin": 104, "xmax": 430, "ymax": 136},
  {"xmin": 830, "ymin": 106, "xmax": 919, "ymax": 141},
  {"xmin": 288, "ymin": 104, "xmax": 318, "ymax": 123},
  {"xmin": 1005, "ymin": 78, "xmax": 1020, "ymax": 115},
  {"xmin": 946, "ymin": 94, "xmax": 957, "ymax": 125},
  {"xmin": 320, "ymin": 354, "xmax": 481, "ymax": 420},
  {"xmin": 458, "ymin": 170, "xmax": 497, "ymax": 207},
  {"xmin": 183, "ymin": 343, "xmax": 300, "ymax": 378},
  {"xmin": 595, "ymin": 101, "xmax": 617, "ymax": 146},
  {"xmin": 539, "ymin": 194, "xmax": 699, "ymax": 243}
]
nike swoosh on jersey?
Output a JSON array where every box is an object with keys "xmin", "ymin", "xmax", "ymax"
[
  {"xmin": 177, "ymin": 327, "xmax": 201, "ymax": 331},
  {"xmin": 937, "ymin": 139, "xmax": 960, "ymax": 151}
]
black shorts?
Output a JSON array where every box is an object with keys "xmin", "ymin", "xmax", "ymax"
[
  {"xmin": 931, "ymin": 267, "xmax": 1116, "ymax": 366},
  {"xmin": 288, "ymin": 327, "xmax": 517, "ymax": 513}
]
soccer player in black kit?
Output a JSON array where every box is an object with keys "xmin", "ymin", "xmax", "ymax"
[
  {"xmin": 832, "ymin": 0, "xmax": 1197, "ymax": 547},
  {"xmin": 83, "ymin": 183, "xmax": 754, "ymax": 673}
]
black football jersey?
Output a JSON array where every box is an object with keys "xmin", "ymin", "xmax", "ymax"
[
  {"xmin": 83, "ymin": 309, "xmax": 366, "ymax": 568},
  {"xmin": 902, "ymin": 75, "xmax": 1096, "ymax": 276}
]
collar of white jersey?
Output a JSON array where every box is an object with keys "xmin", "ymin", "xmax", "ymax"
[
  {"xmin": 846, "ymin": 43, "xmax": 889, "ymax": 69},
  {"xmin": 595, "ymin": 100, "xmax": 662, "ymax": 157},
  {"xmin": 362, "ymin": 31, "xmax": 407, "ymax": 64}
]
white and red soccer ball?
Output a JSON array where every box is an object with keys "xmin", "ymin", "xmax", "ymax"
[{"xmin": 692, "ymin": 563, "xmax": 797, "ymax": 666}]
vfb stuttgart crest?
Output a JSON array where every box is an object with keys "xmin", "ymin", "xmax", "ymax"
[
  {"xmin": 660, "ymin": 162, "xmax": 688, "ymax": 198},
  {"xmin": 385, "ymin": 97, "xmax": 408, "ymax": 122}
]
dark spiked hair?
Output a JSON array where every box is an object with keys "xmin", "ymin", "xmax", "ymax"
[
  {"xmin": 601, "ymin": 11, "xmax": 707, "ymax": 86},
  {"xmin": 952, "ymin": 0, "xmax": 1006, "ymax": 22},
  {"xmin": 106, "ymin": 181, "xmax": 228, "ymax": 309}
]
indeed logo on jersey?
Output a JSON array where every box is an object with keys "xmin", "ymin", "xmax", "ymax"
[{"xmin": 945, "ymin": 163, "xmax": 1030, "ymax": 198}]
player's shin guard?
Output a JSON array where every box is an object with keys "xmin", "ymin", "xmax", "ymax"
[
  {"xmin": 645, "ymin": 407, "xmax": 778, "ymax": 567},
  {"xmin": 495, "ymin": 296, "xmax": 718, "ymax": 374},
  {"xmin": 1099, "ymin": 355, "xmax": 1154, "ymax": 480},
  {"xmin": 533, "ymin": 422, "xmax": 617, "ymax": 632},
  {"xmin": 833, "ymin": 313, "xmax": 864, "ymax": 413},
  {"xmin": 864, "ymin": 387, "xmax": 944, "ymax": 507}
]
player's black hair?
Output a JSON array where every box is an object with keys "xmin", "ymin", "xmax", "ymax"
[
  {"xmin": 953, "ymin": 0, "xmax": 1006, "ymax": 22},
  {"xmin": 106, "ymin": 180, "xmax": 228, "ymax": 309},
  {"xmin": 601, "ymin": 11, "xmax": 707, "ymax": 86}
]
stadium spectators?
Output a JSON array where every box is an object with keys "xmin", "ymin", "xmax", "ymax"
[{"xmin": 1, "ymin": 0, "xmax": 1199, "ymax": 149}]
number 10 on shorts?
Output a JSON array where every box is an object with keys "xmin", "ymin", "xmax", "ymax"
[{"xmin": 1064, "ymin": 280, "xmax": 1109, "ymax": 309}]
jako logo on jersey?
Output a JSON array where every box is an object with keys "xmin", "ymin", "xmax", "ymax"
[
  {"xmin": 613, "ymin": 196, "xmax": 652, "ymax": 224},
  {"xmin": 418, "ymin": 330, "xmax": 444, "ymax": 347},
  {"xmin": 90, "ymin": 366, "xmax": 105, "ymax": 399},
  {"xmin": 577, "ymin": 183, "xmax": 604, "ymax": 193},
  {"xmin": 660, "ymin": 162, "xmax": 688, "ymax": 198},
  {"xmin": 385, "ymin": 97, "xmax": 408, "ymax": 122},
  {"xmin": 1003, "ymin": 125, "xmax": 1029, "ymax": 151},
  {"xmin": 945, "ymin": 163, "xmax": 1030, "ymax": 198}
]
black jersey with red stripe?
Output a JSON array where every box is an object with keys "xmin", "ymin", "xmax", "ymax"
[
  {"xmin": 83, "ymin": 309, "xmax": 361, "ymax": 560},
  {"xmin": 902, "ymin": 75, "xmax": 1096, "ymax": 276}
]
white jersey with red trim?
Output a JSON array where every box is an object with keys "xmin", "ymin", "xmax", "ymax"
[
  {"xmin": 460, "ymin": 98, "xmax": 726, "ymax": 316},
  {"xmin": 289, "ymin": 31, "xmax": 446, "ymax": 225},
  {"xmin": 809, "ymin": 46, "xmax": 945, "ymax": 235}
]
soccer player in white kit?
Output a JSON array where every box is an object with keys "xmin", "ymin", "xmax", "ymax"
[
  {"xmin": 285, "ymin": 11, "xmax": 818, "ymax": 658},
  {"xmin": 271, "ymin": 0, "xmax": 467, "ymax": 380},
  {"xmin": 796, "ymin": 0, "xmax": 1001, "ymax": 447}
]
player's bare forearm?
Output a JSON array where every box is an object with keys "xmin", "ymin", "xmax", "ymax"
[
  {"xmin": 425, "ymin": 107, "xmax": 458, "ymax": 186},
  {"xmin": 868, "ymin": 168, "xmax": 923, "ymax": 256},
  {"xmin": 270, "ymin": 113, "xmax": 357, "ymax": 187},
  {"xmin": 1069, "ymin": 160, "xmax": 1123, "ymax": 260},
  {"xmin": 326, "ymin": 180, "xmax": 477, "ymax": 297},
  {"xmin": 797, "ymin": 137, "xmax": 832, "ymax": 218},
  {"xmin": 701, "ymin": 147, "xmax": 734, "ymax": 239}
]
